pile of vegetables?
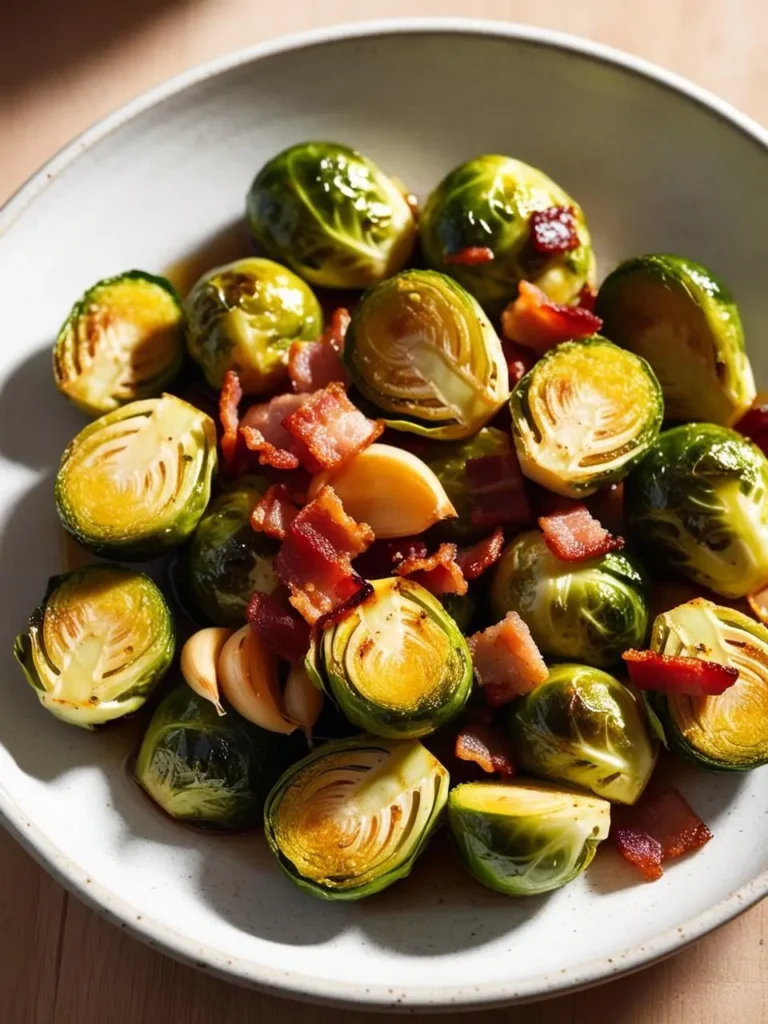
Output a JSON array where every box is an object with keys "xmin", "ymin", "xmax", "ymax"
[{"xmin": 15, "ymin": 142, "xmax": 768, "ymax": 901}]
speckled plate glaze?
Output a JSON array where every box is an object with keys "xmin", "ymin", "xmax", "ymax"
[{"xmin": 1, "ymin": 19, "xmax": 767, "ymax": 1012}]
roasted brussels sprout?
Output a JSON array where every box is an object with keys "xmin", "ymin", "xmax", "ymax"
[
  {"xmin": 509, "ymin": 664, "xmax": 657, "ymax": 804},
  {"xmin": 246, "ymin": 142, "xmax": 416, "ymax": 289},
  {"xmin": 490, "ymin": 531, "xmax": 649, "ymax": 667},
  {"xmin": 420, "ymin": 155, "xmax": 595, "ymax": 314},
  {"xmin": 14, "ymin": 566, "xmax": 174, "ymax": 728},
  {"xmin": 55, "ymin": 394, "xmax": 217, "ymax": 559},
  {"xmin": 53, "ymin": 271, "xmax": 185, "ymax": 417},
  {"xmin": 510, "ymin": 338, "xmax": 663, "ymax": 497},
  {"xmin": 439, "ymin": 591, "xmax": 476, "ymax": 633},
  {"xmin": 448, "ymin": 780, "xmax": 610, "ymax": 896},
  {"xmin": 176, "ymin": 482, "xmax": 278, "ymax": 626},
  {"xmin": 595, "ymin": 254, "xmax": 756, "ymax": 426},
  {"xmin": 185, "ymin": 257, "xmax": 322, "ymax": 393},
  {"xmin": 135, "ymin": 684, "xmax": 295, "ymax": 828},
  {"xmin": 264, "ymin": 736, "xmax": 448, "ymax": 899},
  {"xmin": 646, "ymin": 599, "xmax": 768, "ymax": 770},
  {"xmin": 625, "ymin": 423, "xmax": 768, "ymax": 598},
  {"xmin": 345, "ymin": 270, "xmax": 509, "ymax": 439},
  {"xmin": 307, "ymin": 577, "xmax": 472, "ymax": 739}
]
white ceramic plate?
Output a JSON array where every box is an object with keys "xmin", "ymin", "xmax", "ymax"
[{"xmin": 1, "ymin": 19, "xmax": 767, "ymax": 1012}]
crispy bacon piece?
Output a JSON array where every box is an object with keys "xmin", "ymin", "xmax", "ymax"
[
  {"xmin": 250, "ymin": 484, "xmax": 299, "ymax": 540},
  {"xmin": 622, "ymin": 649, "xmax": 739, "ymax": 696},
  {"xmin": 275, "ymin": 485, "xmax": 374, "ymax": 625},
  {"xmin": 468, "ymin": 612, "xmax": 548, "ymax": 707},
  {"xmin": 736, "ymin": 398, "xmax": 768, "ymax": 456},
  {"xmin": 288, "ymin": 308, "xmax": 351, "ymax": 394},
  {"xmin": 396, "ymin": 542, "xmax": 468, "ymax": 596},
  {"xmin": 465, "ymin": 451, "xmax": 532, "ymax": 529},
  {"xmin": 577, "ymin": 283, "xmax": 598, "ymax": 312},
  {"xmin": 455, "ymin": 721, "xmax": 516, "ymax": 778},
  {"xmin": 611, "ymin": 788, "xmax": 712, "ymax": 881},
  {"xmin": 246, "ymin": 590, "xmax": 311, "ymax": 663},
  {"xmin": 748, "ymin": 585, "xmax": 768, "ymax": 625},
  {"xmin": 444, "ymin": 246, "xmax": 495, "ymax": 266},
  {"xmin": 219, "ymin": 369, "xmax": 243, "ymax": 470},
  {"xmin": 457, "ymin": 528, "xmax": 505, "ymax": 580},
  {"xmin": 240, "ymin": 392, "xmax": 312, "ymax": 470},
  {"xmin": 353, "ymin": 536, "xmax": 429, "ymax": 580},
  {"xmin": 529, "ymin": 206, "xmax": 580, "ymax": 254},
  {"xmin": 283, "ymin": 383, "xmax": 384, "ymax": 473},
  {"xmin": 502, "ymin": 339, "xmax": 538, "ymax": 385},
  {"xmin": 500, "ymin": 281, "xmax": 603, "ymax": 354},
  {"xmin": 539, "ymin": 504, "xmax": 624, "ymax": 563}
]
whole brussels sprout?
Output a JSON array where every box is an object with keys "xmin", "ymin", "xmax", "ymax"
[
  {"xmin": 595, "ymin": 254, "xmax": 756, "ymax": 426},
  {"xmin": 55, "ymin": 394, "xmax": 217, "ymax": 560},
  {"xmin": 246, "ymin": 141, "xmax": 416, "ymax": 289},
  {"xmin": 420, "ymin": 155, "xmax": 595, "ymax": 314},
  {"xmin": 625, "ymin": 423, "xmax": 768, "ymax": 599},
  {"xmin": 264, "ymin": 736, "xmax": 449, "ymax": 899},
  {"xmin": 185, "ymin": 257, "xmax": 322, "ymax": 393},
  {"xmin": 448, "ymin": 780, "xmax": 610, "ymax": 897},
  {"xmin": 53, "ymin": 271, "xmax": 185, "ymax": 417},
  {"xmin": 509, "ymin": 664, "xmax": 657, "ymax": 804},
  {"xmin": 344, "ymin": 269, "xmax": 509, "ymax": 439},
  {"xmin": 510, "ymin": 338, "xmax": 663, "ymax": 497},
  {"xmin": 439, "ymin": 591, "xmax": 476, "ymax": 633},
  {"xmin": 14, "ymin": 566, "xmax": 174, "ymax": 728},
  {"xmin": 490, "ymin": 530, "xmax": 650, "ymax": 668}
]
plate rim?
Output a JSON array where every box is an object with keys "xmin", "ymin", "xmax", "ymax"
[{"xmin": 1, "ymin": 17, "xmax": 767, "ymax": 1011}]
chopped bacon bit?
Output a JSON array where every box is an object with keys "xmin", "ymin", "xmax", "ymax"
[
  {"xmin": 246, "ymin": 590, "xmax": 311, "ymax": 663},
  {"xmin": 250, "ymin": 484, "xmax": 299, "ymax": 540},
  {"xmin": 239, "ymin": 392, "xmax": 312, "ymax": 470},
  {"xmin": 353, "ymin": 536, "xmax": 428, "ymax": 580},
  {"xmin": 283, "ymin": 383, "xmax": 384, "ymax": 473},
  {"xmin": 288, "ymin": 309, "xmax": 351, "ymax": 394},
  {"xmin": 501, "ymin": 281, "xmax": 602, "ymax": 354},
  {"xmin": 455, "ymin": 721, "xmax": 516, "ymax": 778},
  {"xmin": 275, "ymin": 485, "xmax": 374, "ymax": 625},
  {"xmin": 396, "ymin": 542, "xmax": 468, "ymax": 596},
  {"xmin": 622, "ymin": 649, "xmax": 739, "ymax": 696},
  {"xmin": 465, "ymin": 452, "xmax": 532, "ymax": 529},
  {"xmin": 444, "ymin": 246, "xmax": 495, "ymax": 266},
  {"xmin": 529, "ymin": 206, "xmax": 580, "ymax": 254},
  {"xmin": 611, "ymin": 788, "xmax": 712, "ymax": 881},
  {"xmin": 468, "ymin": 612, "xmax": 548, "ymax": 707},
  {"xmin": 457, "ymin": 528, "xmax": 505, "ymax": 580},
  {"xmin": 736, "ymin": 397, "xmax": 768, "ymax": 456},
  {"xmin": 748, "ymin": 585, "xmax": 768, "ymax": 625},
  {"xmin": 539, "ymin": 504, "xmax": 624, "ymax": 563},
  {"xmin": 219, "ymin": 369, "xmax": 243, "ymax": 470},
  {"xmin": 577, "ymin": 283, "xmax": 598, "ymax": 312},
  {"xmin": 502, "ymin": 339, "xmax": 538, "ymax": 385}
]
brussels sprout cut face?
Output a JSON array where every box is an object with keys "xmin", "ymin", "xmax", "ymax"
[
  {"xmin": 448, "ymin": 781, "xmax": 610, "ymax": 897},
  {"xmin": 626, "ymin": 424, "xmax": 768, "ymax": 598},
  {"xmin": 14, "ymin": 566, "xmax": 174, "ymax": 728},
  {"xmin": 595, "ymin": 254, "xmax": 756, "ymax": 426},
  {"xmin": 53, "ymin": 271, "xmax": 184, "ymax": 417},
  {"xmin": 490, "ymin": 531, "xmax": 649, "ymax": 668},
  {"xmin": 509, "ymin": 664, "xmax": 657, "ymax": 804},
  {"xmin": 648, "ymin": 600, "xmax": 768, "ymax": 770},
  {"xmin": 246, "ymin": 142, "xmax": 416, "ymax": 289},
  {"xmin": 185, "ymin": 258, "xmax": 323, "ymax": 393},
  {"xmin": 345, "ymin": 270, "xmax": 509, "ymax": 439},
  {"xmin": 510, "ymin": 338, "xmax": 663, "ymax": 497},
  {"xmin": 309, "ymin": 578, "xmax": 472, "ymax": 738},
  {"xmin": 264, "ymin": 737, "xmax": 448, "ymax": 899},
  {"xmin": 55, "ymin": 394, "xmax": 217, "ymax": 559}
]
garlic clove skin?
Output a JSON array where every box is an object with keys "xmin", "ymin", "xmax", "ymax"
[
  {"xmin": 217, "ymin": 625, "xmax": 298, "ymax": 734},
  {"xmin": 284, "ymin": 663, "xmax": 324, "ymax": 742}
]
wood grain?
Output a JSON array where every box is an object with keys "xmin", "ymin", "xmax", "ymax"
[{"xmin": 2, "ymin": 1, "xmax": 768, "ymax": 1021}]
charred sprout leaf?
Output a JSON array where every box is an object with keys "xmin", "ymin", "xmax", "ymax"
[
  {"xmin": 448, "ymin": 780, "xmax": 610, "ymax": 896},
  {"xmin": 246, "ymin": 142, "xmax": 416, "ymax": 289},
  {"xmin": 264, "ymin": 736, "xmax": 448, "ymax": 899},
  {"xmin": 596, "ymin": 254, "xmax": 756, "ymax": 426},
  {"xmin": 53, "ymin": 271, "xmax": 185, "ymax": 417},
  {"xmin": 55, "ymin": 394, "xmax": 217, "ymax": 559},
  {"xmin": 13, "ymin": 566, "xmax": 174, "ymax": 729}
]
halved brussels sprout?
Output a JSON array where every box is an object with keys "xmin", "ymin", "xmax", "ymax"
[
  {"xmin": 13, "ymin": 565, "xmax": 174, "ymax": 728},
  {"xmin": 246, "ymin": 142, "xmax": 416, "ymax": 289},
  {"xmin": 53, "ymin": 271, "xmax": 185, "ymax": 417},
  {"xmin": 490, "ymin": 530, "xmax": 649, "ymax": 667},
  {"xmin": 509, "ymin": 664, "xmax": 657, "ymax": 804},
  {"xmin": 135, "ymin": 684, "xmax": 296, "ymax": 828},
  {"xmin": 264, "ymin": 736, "xmax": 449, "ymax": 899},
  {"xmin": 307, "ymin": 577, "xmax": 472, "ymax": 739},
  {"xmin": 55, "ymin": 394, "xmax": 217, "ymax": 559},
  {"xmin": 448, "ymin": 780, "xmax": 610, "ymax": 896},
  {"xmin": 646, "ymin": 599, "xmax": 768, "ymax": 770},
  {"xmin": 625, "ymin": 423, "xmax": 768, "ymax": 599},
  {"xmin": 510, "ymin": 338, "xmax": 663, "ymax": 497},
  {"xmin": 175, "ymin": 482, "xmax": 278, "ymax": 626},
  {"xmin": 185, "ymin": 257, "xmax": 322, "ymax": 393},
  {"xmin": 420, "ymin": 155, "xmax": 595, "ymax": 314},
  {"xmin": 595, "ymin": 254, "xmax": 756, "ymax": 426},
  {"xmin": 344, "ymin": 270, "xmax": 509, "ymax": 439}
]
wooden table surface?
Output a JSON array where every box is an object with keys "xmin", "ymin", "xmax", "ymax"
[{"xmin": 3, "ymin": 1, "xmax": 768, "ymax": 1021}]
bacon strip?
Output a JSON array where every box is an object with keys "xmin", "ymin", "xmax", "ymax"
[
  {"xmin": 250, "ymin": 484, "xmax": 299, "ymax": 540},
  {"xmin": 736, "ymin": 398, "xmax": 768, "ymax": 456},
  {"xmin": 455, "ymin": 721, "xmax": 515, "ymax": 778},
  {"xmin": 246, "ymin": 590, "xmax": 311, "ymax": 663},
  {"xmin": 283, "ymin": 383, "xmax": 384, "ymax": 473},
  {"xmin": 288, "ymin": 309, "xmax": 351, "ymax": 394},
  {"xmin": 240, "ymin": 392, "xmax": 312, "ymax": 470},
  {"xmin": 468, "ymin": 612, "xmax": 548, "ymax": 707},
  {"xmin": 465, "ymin": 451, "xmax": 532, "ymax": 529},
  {"xmin": 444, "ymin": 246, "xmax": 495, "ymax": 266},
  {"xmin": 396, "ymin": 542, "xmax": 468, "ymax": 596},
  {"xmin": 353, "ymin": 536, "xmax": 429, "ymax": 581},
  {"xmin": 622, "ymin": 649, "xmax": 739, "ymax": 696},
  {"xmin": 748, "ymin": 585, "xmax": 768, "ymax": 625},
  {"xmin": 539, "ymin": 504, "xmax": 624, "ymax": 562},
  {"xmin": 219, "ymin": 369, "xmax": 243, "ymax": 470},
  {"xmin": 577, "ymin": 283, "xmax": 598, "ymax": 312},
  {"xmin": 456, "ymin": 528, "xmax": 505, "ymax": 580},
  {"xmin": 611, "ymin": 788, "xmax": 712, "ymax": 881},
  {"xmin": 501, "ymin": 281, "xmax": 602, "ymax": 354}
]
